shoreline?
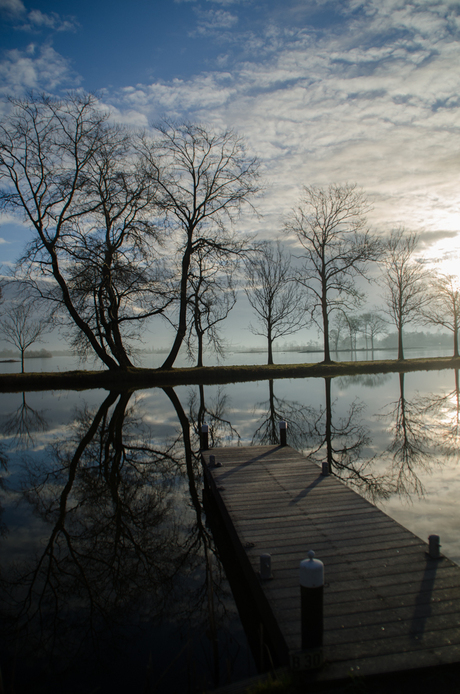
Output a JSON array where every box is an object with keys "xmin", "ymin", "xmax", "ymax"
[{"xmin": 1, "ymin": 355, "xmax": 459, "ymax": 392}]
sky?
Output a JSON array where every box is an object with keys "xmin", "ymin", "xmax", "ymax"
[{"xmin": 0, "ymin": 0, "xmax": 460, "ymax": 351}]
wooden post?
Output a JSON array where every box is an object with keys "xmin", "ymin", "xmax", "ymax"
[
  {"xmin": 300, "ymin": 550, "xmax": 324, "ymax": 650},
  {"xmin": 428, "ymin": 534, "xmax": 441, "ymax": 558},
  {"xmin": 279, "ymin": 420, "xmax": 287, "ymax": 446},
  {"xmin": 201, "ymin": 424, "xmax": 209, "ymax": 450}
]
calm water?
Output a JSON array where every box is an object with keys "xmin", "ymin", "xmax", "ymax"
[{"xmin": 0, "ymin": 349, "xmax": 459, "ymax": 692}]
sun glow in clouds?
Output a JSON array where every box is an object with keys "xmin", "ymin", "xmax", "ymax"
[{"xmin": 425, "ymin": 235, "xmax": 460, "ymax": 278}]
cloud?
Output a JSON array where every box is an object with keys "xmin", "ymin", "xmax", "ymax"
[
  {"xmin": 0, "ymin": 237, "xmax": 10, "ymax": 244},
  {"xmin": 19, "ymin": 9, "xmax": 79, "ymax": 33},
  {"xmin": 113, "ymin": 0, "xmax": 460, "ymax": 247},
  {"xmin": 0, "ymin": 0, "xmax": 25, "ymax": 16},
  {"xmin": 191, "ymin": 7, "xmax": 239, "ymax": 35},
  {"xmin": 2, "ymin": 0, "xmax": 458, "ymax": 260},
  {"xmin": 0, "ymin": 43, "xmax": 80, "ymax": 96},
  {"xmin": 0, "ymin": 0, "xmax": 78, "ymax": 32}
]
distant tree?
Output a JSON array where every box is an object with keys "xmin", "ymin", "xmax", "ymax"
[
  {"xmin": 0, "ymin": 300, "xmax": 51, "ymax": 372},
  {"xmin": 360, "ymin": 311, "xmax": 387, "ymax": 354},
  {"xmin": 244, "ymin": 241, "xmax": 307, "ymax": 365},
  {"xmin": 185, "ymin": 249, "xmax": 237, "ymax": 367},
  {"xmin": 380, "ymin": 229, "xmax": 430, "ymax": 360},
  {"xmin": 285, "ymin": 184, "xmax": 381, "ymax": 363},
  {"xmin": 422, "ymin": 273, "xmax": 460, "ymax": 357},
  {"xmin": 140, "ymin": 121, "xmax": 260, "ymax": 370},
  {"xmin": 343, "ymin": 314, "xmax": 361, "ymax": 359},
  {"xmin": 330, "ymin": 313, "xmax": 349, "ymax": 356},
  {"xmin": 0, "ymin": 93, "xmax": 169, "ymax": 370}
]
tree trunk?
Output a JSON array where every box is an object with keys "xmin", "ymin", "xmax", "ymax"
[
  {"xmin": 162, "ymin": 239, "xmax": 192, "ymax": 370},
  {"xmin": 46, "ymin": 243, "xmax": 121, "ymax": 370},
  {"xmin": 325, "ymin": 377, "xmax": 333, "ymax": 473},
  {"xmin": 197, "ymin": 331, "xmax": 204, "ymax": 368},
  {"xmin": 267, "ymin": 324, "xmax": 274, "ymax": 365},
  {"xmin": 454, "ymin": 317, "xmax": 459, "ymax": 358},
  {"xmin": 398, "ymin": 324, "xmax": 404, "ymax": 360},
  {"xmin": 323, "ymin": 311, "xmax": 331, "ymax": 363}
]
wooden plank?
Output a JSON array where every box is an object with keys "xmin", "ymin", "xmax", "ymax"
[{"xmin": 202, "ymin": 444, "xmax": 460, "ymax": 684}]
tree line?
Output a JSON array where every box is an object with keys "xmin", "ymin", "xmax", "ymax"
[{"xmin": 0, "ymin": 93, "xmax": 458, "ymax": 370}]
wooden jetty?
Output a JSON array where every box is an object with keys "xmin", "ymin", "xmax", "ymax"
[{"xmin": 202, "ymin": 444, "xmax": 460, "ymax": 686}]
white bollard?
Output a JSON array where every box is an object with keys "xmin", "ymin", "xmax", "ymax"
[{"xmin": 300, "ymin": 550, "xmax": 324, "ymax": 650}]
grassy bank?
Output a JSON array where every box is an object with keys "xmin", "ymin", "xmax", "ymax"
[{"xmin": 1, "ymin": 355, "xmax": 459, "ymax": 393}]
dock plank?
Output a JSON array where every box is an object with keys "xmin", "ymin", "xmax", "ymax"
[{"xmin": 202, "ymin": 444, "xmax": 460, "ymax": 685}]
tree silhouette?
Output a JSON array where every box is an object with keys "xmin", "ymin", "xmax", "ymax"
[
  {"xmin": 380, "ymin": 229, "xmax": 430, "ymax": 360},
  {"xmin": 244, "ymin": 241, "xmax": 307, "ymax": 365},
  {"xmin": 0, "ymin": 94, "xmax": 170, "ymax": 369},
  {"xmin": 422, "ymin": 273, "xmax": 460, "ymax": 358},
  {"xmin": 285, "ymin": 184, "xmax": 381, "ymax": 363},
  {"xmin": 140, "ymin": 122, "xmax": 260, "ymax": 370}
]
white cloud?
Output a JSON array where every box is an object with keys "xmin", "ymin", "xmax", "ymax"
[
  {"xmin": 192, "ymin": 7, "xmax": 238, "ymax": 35},
  {"xmin": 20, "ymin": 9, "xmax": 79, "ymax": 33},
  {"xmin": 110, "ymin": 0, "xmax": 460, "ymax": 249},
  {"xmin": 0, "ymin": 43, "xmax": 79, "ymax": 96}
]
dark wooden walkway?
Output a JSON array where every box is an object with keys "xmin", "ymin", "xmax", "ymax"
[{"xmin": 202, "ymin": 445, "xmax": 460, "ymax": 685}]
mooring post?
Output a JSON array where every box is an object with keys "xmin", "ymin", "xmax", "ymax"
[
  {"xmin": 300, "ymin": 550, "xmax": 324, "ymax": 650},
  {"xmin": 200, "ymin": 423, "xmax": 209, "ymax": 451},
  {"xmin": 428, "ymin": 534, "xmax": 441, "ymax": 558},
  {"xmin": 279, "ymin": 420, "xmax": 287, "ymax": 446}
]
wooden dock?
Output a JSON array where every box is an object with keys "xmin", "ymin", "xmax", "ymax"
[{"xmin": 202, "ymin": 444, "xmax": 460, "ymax": 686}]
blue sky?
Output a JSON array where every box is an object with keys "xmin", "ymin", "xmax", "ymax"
[{"xmin": 1, "ymin": 0, "xmax": 460, "ymax": 348}]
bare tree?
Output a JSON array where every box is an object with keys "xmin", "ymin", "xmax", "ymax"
[
  {"xmin": 360, "ymin": 311, "xmax": 387, "ymax": 355},
  {"xmin": 186, "ymin": 248, "xmax": 236, "ymax": 367},
  {"xmin": 380, "ymin": 229, "xmax": 430, "ymax": 360},
  {"xmin": 140, "ymin": 121, "xmax": 260, "ymax": 369},
  {"xmin": 342, "ymin": 313, "xmax": 361, "ymax": 359},
  {"xmin": 422, "ymin": 273, "xmax": 460, "ymax": 358},
  {"xmin": 0, "ymin": 301, "xmax": 51, "ymax": 372},
  {"xmin": 244, "ymin": 241, "xmax": 307, "ymax": 365},
  {"xmin": 0, "ymin": 93, "xmax": 168, "ymax": 370},
  {"xmin": 330, "ymin": 312, "xmax": 348, "ymax": 357},
  {"xmin": 286, "ymin": 184, "xmax": 381, "ymax": 363}
]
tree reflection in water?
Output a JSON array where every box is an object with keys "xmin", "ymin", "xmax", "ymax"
[
  {"xmin": 188, "ymin": 383, "xmax": 241, "ymax": 448},
  {"xmin": 0, "ymin": 388, "xmax": 252, "ymax": 692},
  {"xmin": 251, "ymin": 379, "xmax": 313, "ymax": 448},
  {"xmin": 2, "ymin": 391, "xmax": 48, "ymax": 449},
  {"xmin": 291, "ymin": 376, "xmax": 393, "ymax": 502},
  {"xmin": 378, "ymin": 370, "xmax": 460, "ymax": 498}
]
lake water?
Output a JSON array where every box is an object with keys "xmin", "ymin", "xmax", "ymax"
[{"xmin": 0, "ymin": 348, "xmax": 459, "ymax": 692}]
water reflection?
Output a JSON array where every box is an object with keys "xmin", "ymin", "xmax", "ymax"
[
  {"xmin": 375, "ymin": 371, "xmax": 460, "ymax": 499},
  {"xmin": 1, "ymin": 369, "xmax": 460, "ymax": 690},
  {"xmin": 422, "ymin": 369, "xmax": 460, "ymax": 456},
  {"xmin": 0, "ymin": 389, "xmax": 252, "ymax": 692},
  {"xmin": 188, "ymin": 384, "xmax": 241, "ymax": 448},
  {"xmin": 2, "ymin": 391, "xmax": 48, "ymax": 448},
  {"xmin": 251, "ymin": 379, "xmax": 312, "ymax": 448}
]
